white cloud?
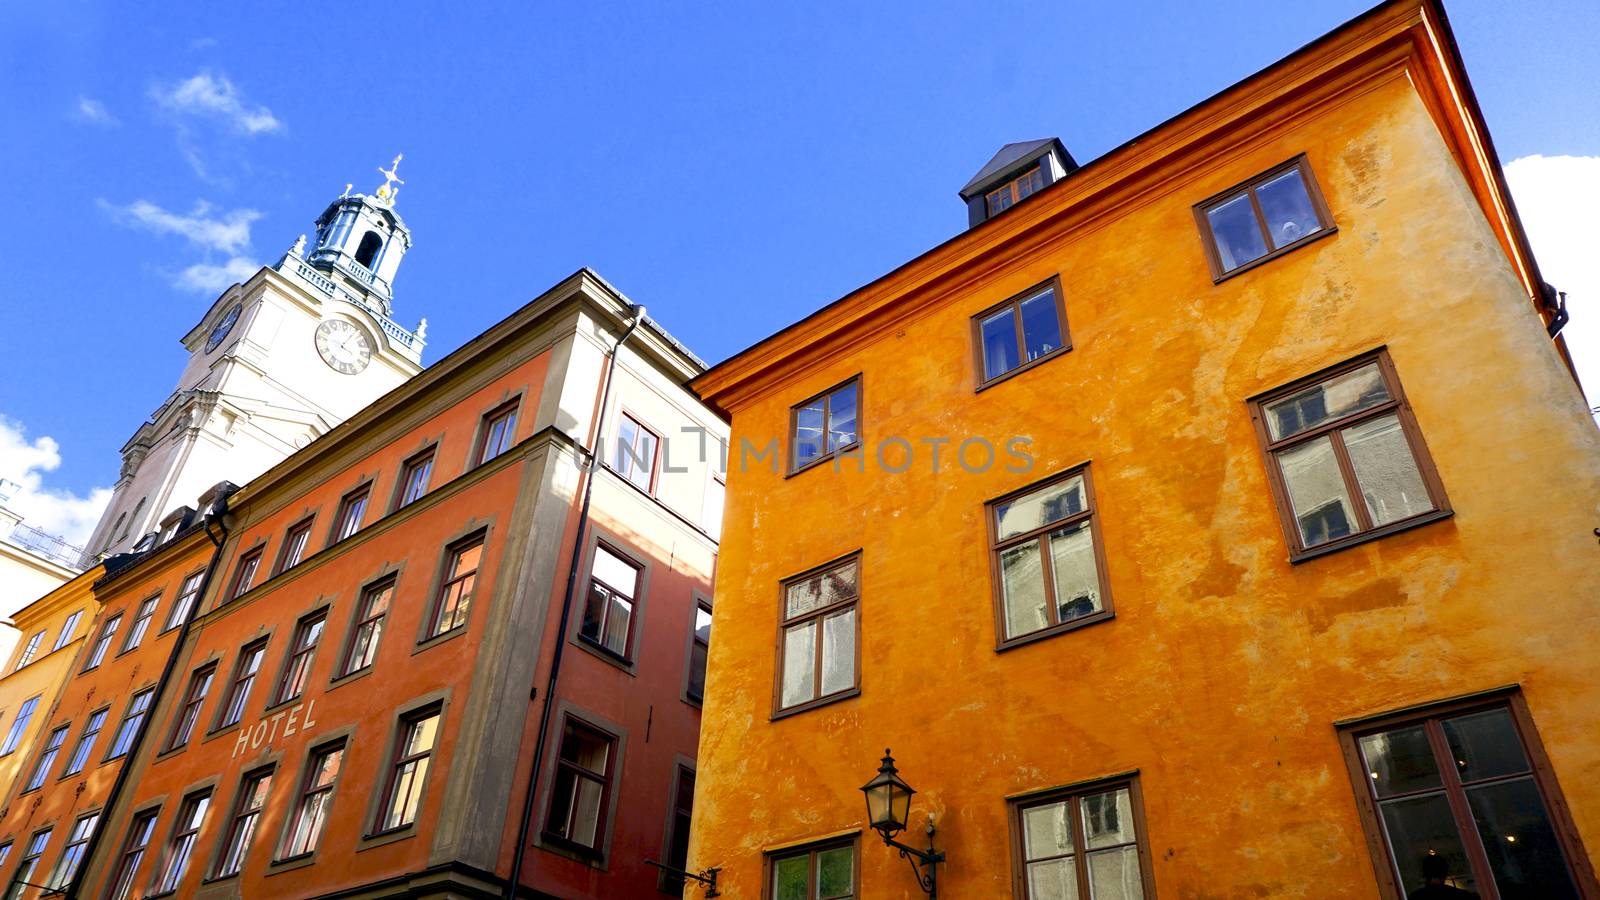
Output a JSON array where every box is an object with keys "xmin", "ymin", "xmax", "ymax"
[
  {"xmin": 73, "ymin": 96, "xmax": 118, "ymax": 126},
  {"xmin": 1505, "ymin": 155, "xmax": 1600, "ymax": 413},
  {"xmin": 151, "ymin": 71, "xmax": 281, "ymax": 135},
  {"xmin": 176, "ymin": 257, "xmax": 260, "ymax": 293},
  {"xmin": 0, "ymin": 416, "xmax": 111, "ymax": 550},
  {"xmin": 98, "ymin": 198, "xmax": 260, "ymax": 255}
]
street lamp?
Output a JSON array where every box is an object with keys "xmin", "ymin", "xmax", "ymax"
[{"xmin": 860, "ymin": 749, "xmax": 945, "ymax": 897}]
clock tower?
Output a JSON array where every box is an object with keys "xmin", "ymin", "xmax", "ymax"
[{"xmin": 81, "ymin": 161, "xmax": 427, "ymax": 562}]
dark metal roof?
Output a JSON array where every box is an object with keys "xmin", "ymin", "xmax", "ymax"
[{"xmin": 960, "ymin": 138, "xmax": 1062, "ymax": 196}]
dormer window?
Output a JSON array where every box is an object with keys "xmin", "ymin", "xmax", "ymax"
[
  {"xmin": 355, "ymin": 231, "xmax": 382, "ymax": 269},
  {"xmin": 985, "ymin": 165, "xmax": 1045, "ymax": 217}
]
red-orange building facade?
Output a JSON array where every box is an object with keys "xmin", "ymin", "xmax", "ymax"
[{"xmin": 0, "ymin": 271, "xmax": 725, "ymax": 899}]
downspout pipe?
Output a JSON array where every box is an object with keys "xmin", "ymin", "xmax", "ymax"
[
  {"xmin": 65, "ymin": 494, "xmax": 233, "ymax": 899},
  {"xmin": 505, "ymin": 303, "xmax": 645, "ymax": 899}
]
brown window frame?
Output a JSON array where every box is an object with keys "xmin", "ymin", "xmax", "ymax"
[
  {"xmin": 121, "ymin": 594, "xmax": 160, "ymax": 653},
  {"xmin": 427, "ymin": 534, "xmax": 485, "ymax": 639},
  {"xmin": 985, "ymin": 164, "xmax": 1046, "ymax": 217},
  {"xmin": 161, "ymin": 570, "xmax": 206, "ymax": 633},
  {"xmin": 279, "ymin": 739, "xmax": 345, "ymax": 861},
  {"xmin": 372, "ymin": 705, "xmax": 442, "ymax": 835},
  {"xmin": 82, "ymin": 613, "xmax": 121, "ymax": 672},
  {"xmin": 578, "ymin": 541, "xmax": 644, "ymax": 662},
  {"xmin": 659, "ymin": 765, "xmax": 696, "ymax": 894},
  {"xmin": 1007, "ymin": 773, "xmax": 1155, "ymax": 900},
  {"xmin": 773, "ymin": 553, "xmax": 862, "ymax": 719},
  {"xmin": 163, "ymin": 662, "xmax": 216, "ymax": 752},
  {"xmin": 7, "ymin": 827, "xmax": 52, "ymax": 898},
  {"xmin": 393, "ymin": 446, "xmax": 435, "ymax": 511},
  {"xmin": 684, "ymin": 599, "xmax": 712, "ymax": 705},
  {"xmin": 270, "ymin": 610, "xmax": 327, "ymax": 706},
  {"xmin": 104, "ymin": 688, "xmax": 153, "ymax": 761},
  {"xmin": 338, "ymin": 576, "xmax": 395, "ymax": 677},
  {"xmin": 213, "ymin": 765, "xmax": 273, "ymax": 879},
  {"xmin": 1247, "ymin": 348, "xmax": 1451, "ymax": 562},
  {"xmin": 230, "ymin": 547, "xmax": 264, "ymax": 600},
  {"xmin": 13, "ymin": 630, "xmax": 44, "ymax": 670},
  {"xmin": 986, "ymin": 464, "xmax": 1114, "ymax": 651},
  {"xmin": 541, "ymin": 715, "xmax": 619, "ymax": 857},
  {"xmin": 107, "ymin": 809, "xmax": 158, "ymax": 900},
  {"xmin": 61, "ymin": 706, "xmax": 108, "ymax": 777},
  {"xmin": 21, "ymin": 723, "xmax": 68, "ymax": 792},
  {"xmin": 765, "ymin": 836, "xmax": 859, "ymax": 900},
  {"xmin": 274, "ymin": 517, "xmax": 315, "ymax": 574},
  {"xmin": 1337, "ymin": 690, "xmax": 1600, "ymax": 900},
  {"xmin": 972, "ymin": 276, "xmax": 1072, "ymax": 390},
  {"xmin": 1193, "ymin": 154, "xmax": 1336, "ymax": 281},
  {"xmin": 614, "ymin": 411, "xmax": 662, "ymax": 494},
  {"xmin": 154, "ymin": 788, "xmax": 211, "ymax": 894},
  {"xmin": 215, "ymin": 639, "xmax": 268, "ymax": 730},
  {"xmin": 787, "ymin": 375, "xmax": 862, "ymax": 476},
  {"xmin": 45, "ymin": 811, "xmax": 100, "ymax": 891},
  {"xmin": 331, "ymin": 484, "xmax": 371, "ymax": 544},
  {"xmin": 474, "ymin": 400, "xmax": 520, "ymax": 466}
]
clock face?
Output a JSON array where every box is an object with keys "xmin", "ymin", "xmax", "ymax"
[
  {"xmin": 205, "ymin": 304, "xmax": 242, "ymax": 352},
  {"xmin": 314, "ymin": 320, "xmax": 373, "ymax": 375}
]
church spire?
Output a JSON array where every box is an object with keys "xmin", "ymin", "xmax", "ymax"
[{"xmin": 298, "ymin": 155, "xmax": 414, "ymax": 314}]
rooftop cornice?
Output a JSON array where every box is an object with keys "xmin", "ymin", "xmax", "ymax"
[{"xmin": 690, "ymin": 0, "xmax": 1543, "ymax": 414}]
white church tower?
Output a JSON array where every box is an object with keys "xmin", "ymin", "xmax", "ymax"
[{"xmin": 82, "ymin": 158, "xmax": 427, "ymax": 562}]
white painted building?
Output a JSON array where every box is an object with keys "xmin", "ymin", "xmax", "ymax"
[{"xmin": 82, "ymin": 171, "xmax": 428, "ymax": 562}]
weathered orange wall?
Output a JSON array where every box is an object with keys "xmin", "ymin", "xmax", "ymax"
[{"xmin": 689, "ymin": 49, "xmax": 1600, "ymax": 900}]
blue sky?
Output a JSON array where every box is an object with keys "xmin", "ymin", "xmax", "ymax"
[{"xmin": 1, "ymin": 0, "xmax": 1596, "ymax": 544}]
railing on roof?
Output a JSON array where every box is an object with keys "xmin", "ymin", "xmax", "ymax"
[
  {"xmin": 288, "ymin": 260, "xmax": 422, "ymax": 354},
  {"xmin": 5, "ymin": 522, "xmax": 85, "ymax": 569}
]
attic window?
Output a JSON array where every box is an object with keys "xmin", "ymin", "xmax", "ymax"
[{"xmin": 985, "ymin": 165, "xmax": 1046, "ymax": 217}]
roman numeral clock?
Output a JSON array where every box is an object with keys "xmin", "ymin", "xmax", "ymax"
[{"xmin": 315, "ymin": 319, "xmax": 373, "ymax": 375}]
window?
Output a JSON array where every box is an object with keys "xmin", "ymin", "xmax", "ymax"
[
  {"xmin": 340, "ymin": 578, "xmax": 394, "ymax": 676},
  {"xmin": 122, "ymin": 594, "xmax": 160, "ymax": 652},
  {"xmin": 1, "ymin": 696, "xmax": 40, "ymax": 754},
  {"xmin": 776, "ymin": 556, "xmax": 859, "ymax": 715},
  {"xmin": 790, "ymin": 378, "xmax": 860, "ymax": 473},
  {"xmin": 686, "ymin": 601, "xmax": 712, "ymax": 704},
  {"xmin": 975, "ymin": 278, "xmax": 1069, "ymax": 386},
  {"xmin": 988, "ymin": 466, "xmax": 1112, "ymax": 647},
  {"xmin": 1249, "ymin": 350, "xmax": 1448, "ymax": 559},
  {"xmin": 45, "ymin": 812, "xmax": 97, "ymax": 891},
  {"xmin": 23, "ymin": 724, "xmax": 68, "ymax": 791},
  {"xmin": 1196, "ymin": 155, "xmax": 1333, "ymax": 278},
  {"xmin": 13, "ymin": 630, "xmax": 44, "ymax": 670},
  {"xmin": 107, "ymin": 811, "xmax": 158, "ymax": 900},
  {"xmin": 332, "ymin": 486, "xmax": 369, "ymax": 542},
  {"xmin": 476, "ymin": 402, "xmax": 519, "ymax": 465},
  {"xmin": 215, "ymin": 767, "xmax": 272, "ymax": 878},
  {"xmin": 51, "ymin": 610, "xmax": 82, "ymax": 651},
  {"xmin": 218, "ymin": 640, "xmax": 267, "ymax": 728},
  {"xmin": 1011, "ymin": 779, "xmax": 1152, "ymax": 900},
  {"xmin": 164, "ymin": 571, "xmax": 205, "ymax": 631},
  {"xmin": 354, "ymin": 231, "xmax": 382, "ymax": 268},
  {"xmin": 230, "ymin": 548, "xmax": 264, "ymax": 599},
  {"xmin": 543, "ymin": 718, "xmax": 616, "ymax": 853},
  {"xmin": 660, "ymin": 767, "xmax": 695, "ymax": 894},
  {"xmin": 768, "ymin": 839, "xmax": 856, "ymax": 900},
  {"xmin": 277, "ymin": 518, "xmax": 314, "ymax": 571},
  {"xmin": 164, "ymin": 663, "xmax": 216, "ymax": 751},
  {"xmin": 155, "ymin": 790, "xmax": 210, "ymax": 894},
  {"xmin": 396, "ymin": 449, "xmax": 434, "ymax": 508},
  {"xmin": 1342, "ymin": 697, "xmax": 1589, "ymax": 900},
  {"xmin": 0, "ymin": 842, "xmax": 8, "ymax": 869},
  {"xmin": 83, "ymin": 613, "xmax": 121, "ymax": 671},
  {"xmin": 283, "ymin": 741, "xmax": 344, "ymax": 859},
  {"xmin": 5, "ymin": 829, "xmax": 52, "ymax": 900},
  {"xmin": 580, "ymin": 543, "xmax": 641, "ymax": 659},
  {"xmin": 376, "ymin": 707, "xmax": 441, "ymax": 832},
  {"xmin": 985, "ymin": 164, "xmax": 1046, "ymax": 217},
  {"xmin": 106, "ymin": 688, "xmax": 154, "ymax": 759},
  {"xmin": 62, "ymin": 708, "xmax": 107, "ymax": 776},
  {"xmin": 428, "ymin": 536, "xmax": 483, "ymax": 638},
  {"xmin": 272, "ymin": 611, "xmax": 326, "ymax": 705},
  {"xmin": 614, "ymin": 414, "xmax": 660, "ymax": 492}
]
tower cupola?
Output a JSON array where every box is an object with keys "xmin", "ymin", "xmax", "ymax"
[{"xmin": 305, "ymin": 154, "xmax": 413, "ymax": 313}]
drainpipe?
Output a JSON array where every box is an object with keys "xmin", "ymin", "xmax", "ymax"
[
  {"xmin": 504, "ymin": 303, "xmax": 645, "ymax": 899},
  {"xmin": 65, "ymin": 495, "xmax": 232, "ymax": 899}
]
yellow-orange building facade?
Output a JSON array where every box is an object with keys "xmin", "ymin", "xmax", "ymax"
[{"xmin": 687, "ymin": 2, "xmax": 1600, "ymax": 899}]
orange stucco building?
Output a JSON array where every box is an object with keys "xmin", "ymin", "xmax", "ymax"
[
  {"xmin": 0, "ymin": 270, "xmax": 724, "ymax": 900},
  {"xmin": 687, "ymin": 2, "xmax": 1599, "ymax": 899}
]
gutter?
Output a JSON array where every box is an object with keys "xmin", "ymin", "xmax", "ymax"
[
  {"xmin": 504, "ymin": 303, "xmax": 646, "ymax": 898},
  {"xmin": 64, "ymin": 492, "xmax": 233, "ymax": 899}
]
